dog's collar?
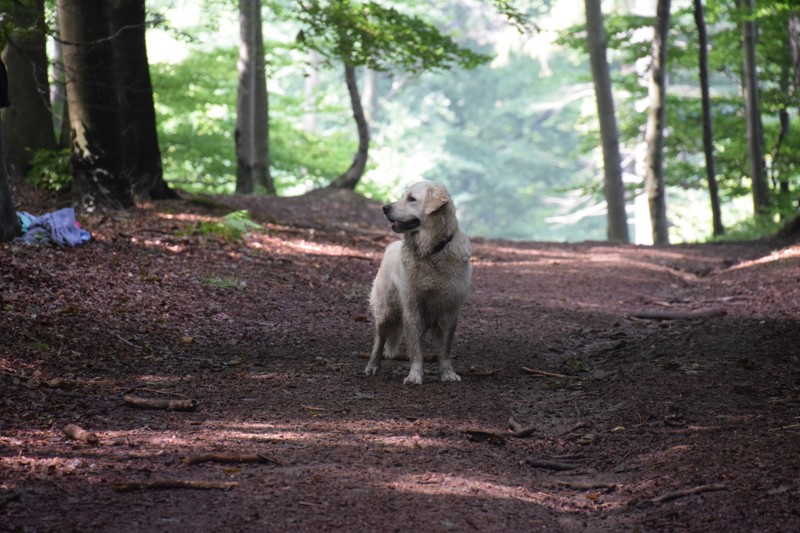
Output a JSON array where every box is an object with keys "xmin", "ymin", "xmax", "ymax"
[{"xmin": 431, "ymin": 234, "xmax": 453, "ymax": 255}]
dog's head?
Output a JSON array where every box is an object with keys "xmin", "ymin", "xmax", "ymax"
[{"xmin": 383, "ymin": 181, "xmax": 452, "ymax": 234}]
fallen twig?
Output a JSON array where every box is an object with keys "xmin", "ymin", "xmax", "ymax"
[
  {"xmin": 521, "ymin": 367, "xmax": 568, "ymax": 379},
  {"xmin": 555, "ymin": 480, "xmax": 617, "ymax": 491},
  {"xmin": 526, "ymin": 458, "xmax": 578, "ymax": 471},
  {"xmin": 123, "ymin": 394, "xmax": 197, "ymax": 411},
  {"xmin": 628, "ymin": 309, "xmax": 727, "ymax": 321},
  {"xmin": 639, "ymin": 484, "xmax": 727, "ymax": 506},
  {"xmin": 463, "ymin": 366, "xmax": 505, "ymax": 377},
  {"xmin": 507, "ymin": 417, "xmax": 537, "ymax": 438},
  {"xmin": 183, "ymin": 453, "xmax": 281, "ymax": 466},
  {"xmin": 62, "ymin": 424, "xmax": 99, "ymax": 445},
  {"xmin": 112, "ymin": 480, "xmax": 238, "ymax": 492}
]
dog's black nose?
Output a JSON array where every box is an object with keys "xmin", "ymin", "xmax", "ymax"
[{"xmin": 382, "ymin": 204, "xmax": 391, "ymax": 214}]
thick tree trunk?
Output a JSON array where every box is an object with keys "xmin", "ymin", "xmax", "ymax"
[
  {"xmin": 644, "ymin": 0, "xmax": 671, "ymax": 246},
  {"xmin": 583, "ymin": 0, "xmax": 629, "ymax": 243},
  {"xmin": 58, "ymin": 0, "xmax": 134, "ymax": 211},
  {"xmin": 694, "ymin": 0, "xmax": 723, "ymax": 237},
  {"xmin": 739, "ymin": 0, "xmax": 769, "ymax": 214},
  {"xmin": 328, "ymin": 64, "xmax": 369, "ymax": 190},
  {"xmin": 235, "ymin": 0, "xmax": 274, "ymax": 195},
  {"xmin": 0, "ymin": 60, "xmax": 20, "ymax": 241},
  {"xmin": 1, "ymin": 0, "xmax": 57, "ymax": 178},
  {"xmin": 109, "ymin": 0, "xmax": 177, "ymax": 200}
]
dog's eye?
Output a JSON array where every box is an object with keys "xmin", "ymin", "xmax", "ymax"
[{"xmin": 408, "ymin": 196, "xmax": 416, "ymax": 202}]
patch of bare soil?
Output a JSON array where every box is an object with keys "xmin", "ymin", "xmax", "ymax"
[{"xmin": 2, "ymin": 189, "xmax": 799, "ymax": 532}]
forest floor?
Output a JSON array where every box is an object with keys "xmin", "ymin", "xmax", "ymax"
[{"xmin": 1, "ymin": 187, "xmax": 799, "ymax": 532}]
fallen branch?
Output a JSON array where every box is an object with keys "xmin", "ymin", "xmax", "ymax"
[
  {"xmin": 507, "ymin": 417, "xmax": 537, "ymax": 438},
  {"xmin": 526, "ymin": 458, "xmax": 578, "ymax": 471},
  {"xmin": 112, "ymin": 480, "xmax": 238, "ymax": 492},
  {"xmin": 463, "ymin": 366, "xmax": 505, "ymax": 377},
  {"xmin": 521, "ymin": 367, "xmax": 568, "ymax": 379},
  {"xmin": 628, "ymin": 309, "xmax": 727, "ymax": 321},
  {"xmin": 183, "ymin": 453, "xmax": 281, "ymax": 466},
  {"xmin": 555, "ymin": 480, "xmax": 617, "ymax": 491},
  {"xmin": 640, "ymin": 484, "xmax": 727, "ymax": 506},
  {"xmin": 62, "ymin": 424, "xmax": 99, "ymax": 445},
  {"xmin": 123, "ymin": 394, "xmax": 197, "ymax": 411}
]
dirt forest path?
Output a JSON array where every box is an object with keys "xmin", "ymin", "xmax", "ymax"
[{"xmin": 1, "ymin": 189, "xmax": 799, "ymax": 532}]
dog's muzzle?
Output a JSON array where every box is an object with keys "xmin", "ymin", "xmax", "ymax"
[{"xmin": 383, "ymin": 204, "xmax": 420, "ymax": 233}]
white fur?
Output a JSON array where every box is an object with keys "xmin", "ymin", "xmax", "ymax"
[{"xmin": 365, "ymin": 182, "xmax": 472, "ymax": 385}]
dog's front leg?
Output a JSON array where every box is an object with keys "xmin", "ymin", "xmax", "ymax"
[{"xmin": 402, "ymin": 318, "xmax": 425, "ymax": 385}]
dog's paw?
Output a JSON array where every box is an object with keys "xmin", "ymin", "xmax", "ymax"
[
  {"xmin": 364, "ymin": 362, "xmax": 380, "ymax": 376},
  {"xmin": 403, "ymin": 371, "xmax": 423, "ymax": 385},
  {"xmin": 440, "ymin": 369, "xmax": 462, "ymax": 382}
]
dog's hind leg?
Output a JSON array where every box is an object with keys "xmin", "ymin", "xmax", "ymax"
[
  {"xmin": 402, "ymin": 317, "xmax": 425, "ymax": 385},
  {"xmin": 437, "ymin": 318, "xmax": 461, "ymax": 382},
  {"xmin": 364, "ymin": 329, "xmax": 385, "ymax": 376}
]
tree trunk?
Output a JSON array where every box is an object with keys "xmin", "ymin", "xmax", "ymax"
[
  {"xmin": 644, "ymin": 0, "xmax": 671, "ymax": 246},
  {"xmin": 51, "ymin": 8, "xmax": 71, "ymax": 149},
  {"xmin": 583, "ymin": 0, "xmax": 629, "ymax": 243},
  {"xmin": 0, "ymin": 59, "xmax": 20, "ymax": 241},
  {"xmin": 303, "ymin": 50, "xmax": 320, "ymax": 134},
  {"xmin": 362, "ymin": 67, "xmax": 379, "ymax": 129},
  {"xmin": 739, "ymin": 0, "xmax": 769, "ymax": 214},
  {"xmin": 109, "ymin": 0, "xmax": 177, "ymax": 200},
  {"xmin": 58, "ymin": 0, "xmax": 134, "ymax": 211},
  {"xmin": 791, "ymin": 14, "xmax": 800, "ymax": 109},
  {"xmin": 1, "ymin": 0, "xmax": 57, "ymax": 178},
  {"xmin": 328, "ymin": 64, "xmax": 369, "ymax": 190},
  {"xmin": 236, "ymin": 0, "xmax": 274, "ymax": 195},
  {"xmin": 694, "ymin": 0, "xmax": 723, "ymax": 237}
]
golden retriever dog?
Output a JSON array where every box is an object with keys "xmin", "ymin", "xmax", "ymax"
[{"xmin": 364, "ymin": 181, "xmax": 472, "ymax": 385}]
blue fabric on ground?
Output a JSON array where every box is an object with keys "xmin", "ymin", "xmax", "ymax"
[{"xmin": 16, "ymin": 208, "xmax": 91, "ymax": 246}]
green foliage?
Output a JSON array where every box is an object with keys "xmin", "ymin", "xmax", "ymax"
[
  {"xmin": 150, "ymin": 45, "xmax": 354, "ymax": 194},
  {"xmin": 27, "ymin": 148, "xmax": 71, "ymax": 192},
  {"xmin": 295, "ymin": 0, "xmax": 491, "ymax": 72},
  {"xmin": 193, "ymin": 210, "xmax": 263, "ymax": 241}
]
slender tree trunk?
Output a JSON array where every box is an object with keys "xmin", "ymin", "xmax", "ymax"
[
  {"xmin": 583, "ymin": 0, "xmax": 629, "ymax": 243},
  {"xmin": 1, "ymin": 0, "xmax": 57, "ymax": 178},
  {"xmin": 0, "ymin": 59, "xmax": 20, "ymax": 241},
  {"xmin": 362, "ymin": 67, "xmax": 379, "ymax": 129},
  {"xmin": 328, "ymin": 64, "xmax": 369, "ymax": 190},
  {"xmin": 644, "ymin": 0, "xmax": 671, "ymax": 246},
  {"xmin": 303, "ymin": 50, "xmax": 320, "ymax": 134},
  {"xmin": 236, "ymin": 0, "xmax": 274, "ymax": 194},
  {"xmin": 58, "ymin": 0, "xmax": 134, "ymax": 211},
  {"xmin": 694, "ymin": 0, "xmax": 723, "ymax": 237},
  {"xmin": 739, "ymin": 0, "xmax": 769, "ymax": 213},
  {"xmin": 109, "ymin": 0, "xmax": 177, "ymax": 199},
  {"xmin": 791, "ymin": 14, "xmax": 800, "ymax": 109}
]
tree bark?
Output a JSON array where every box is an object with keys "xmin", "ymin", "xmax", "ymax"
[
  {"xmin": 583, "ymin": 0, "xmax": 629, "ymax": 243},
  {"xmin": 791, "ymin": 14, "xmax": 800, "ymax": 109},
  {"xmin": 328, "ymin": 64, "xmax": 369, "ymax": 190},
  {"xmin": 644, "ymin": 0, "xmax": 671, "ymax": 246},
  {"xmin": 739, "ymin": 0, "xmax": 769, "ymax": 214},
  {"xmin": 236, "ymin": 0, "xmax": 274, "ymax": 195},
  {"xmin": 58, "ymin": 0, "xmax": 134, "ymax": 211},
  {"xmin": 0, "ymin": 59, "xmax": 20, "ymax": 241},
  {"xmin": 1, "ymin": 0, "xmax": 57, "ymax": 178},
  {"xmin": 694, "ymin": 0, "xmax": 723, "ymax": 237},
  {"xmin": 109, "ymin": 0, "xmax": 177, "ymax": 200}
]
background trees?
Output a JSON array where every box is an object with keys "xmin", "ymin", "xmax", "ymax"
[{"xmin": 0, "ymin": 0, "xmax": 798, "ymax": 243}]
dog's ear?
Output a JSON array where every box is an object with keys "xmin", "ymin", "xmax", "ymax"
[{"xmin": 424, "ymin": 185, "xmax": 450, "ymax": 215}]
